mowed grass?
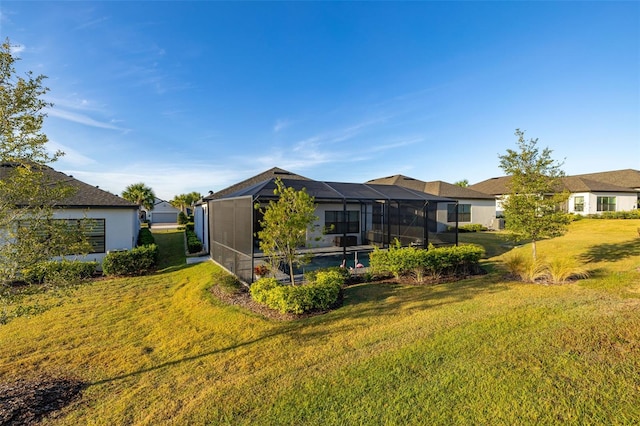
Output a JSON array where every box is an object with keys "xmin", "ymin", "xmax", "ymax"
[{"xmin": 1, "ymin": 220, "xmax": 640, "ymax": 425}]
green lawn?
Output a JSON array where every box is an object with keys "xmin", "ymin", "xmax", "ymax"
[{"xmin": 1, "ymin": 219, "xmax": 640, "ymax": 425}]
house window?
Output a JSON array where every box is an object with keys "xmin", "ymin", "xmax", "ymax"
[
  {"xmin": 597, "ymin": 196, "xmax": 616, "ymax": 212},
  {"xmin": 325, "ymin": 210, "xmax": 359, "ymax": 234},
  {"xmin": 447, "ymin": 204, "xmax": 471, "ymax": 222},
  {"xmin": 573, "ymin": 196, "xmax": 584, "ymax": 212},
  {"xmin": 56, "ymin": 219, "xmax": 106, "ymax": 253}
]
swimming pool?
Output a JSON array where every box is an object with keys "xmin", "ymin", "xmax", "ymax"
[{"xmin": 283, "ymin": 251, "xmax": 371, "ymax": 275}]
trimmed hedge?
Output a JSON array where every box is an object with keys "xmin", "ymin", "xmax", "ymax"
[
  {"xmin": 369, "ymin": 243, "xmax": 484, "ymax": 281},
  {"xmin": 185, "ymin": 229, "xmax": 203, "ymax": 253},
  {"xmin": 137, "ymin": 228, "xmax": 155, "ymax": 246},
  {"xmin": 102, "ymin": 244, "xmax": 159, "ymax": 276},
  {"xmin": 22, "ymin": 260, "xmax": 98, "ymax": 284},
  {"xmin": 250, "ymin": 270, "xmax": 344, "ymax": 314}
]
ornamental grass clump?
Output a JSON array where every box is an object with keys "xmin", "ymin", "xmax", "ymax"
[{"xmin": 502, "ymin": 250, "xmax": 590, "ymax": 284}]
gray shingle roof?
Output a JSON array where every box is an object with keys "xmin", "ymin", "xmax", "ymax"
[
  {"xmin": 207, "ymin": 167, "xmax": 311, "ymax": 200},
  {"xmin": 367, "ymin": 174, "xmax": 494, "ymax": 199},
  {"xmin": 469, "ymin": 172, "xmax": 639, "ymax": 195},
  {"xmin": 0, "ymin": 163, "xmax": 138, "ymax": 208}
]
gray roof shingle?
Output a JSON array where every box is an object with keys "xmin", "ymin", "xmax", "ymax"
[{"xmin": 0, "ymin": 163, "xmax": 138, "ymax": 208}]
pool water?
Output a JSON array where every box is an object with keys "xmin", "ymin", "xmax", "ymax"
[{"xmin": 284, "ymin": 251, "xmax": 371, "ymax": 275}]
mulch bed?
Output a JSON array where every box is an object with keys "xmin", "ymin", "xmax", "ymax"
[{"xmin": 0, "ymin": 376, "xmax": 85, "ymax": 426}]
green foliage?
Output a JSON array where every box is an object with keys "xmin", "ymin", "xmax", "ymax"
[
  {"xmin": 137, "ymin": 227, "xmax": 155, "ymax": 246},
  {"xmin": 249, "ymin": 277, "xmax": 280, "ymax": 304},
  {"xmin": 455, "ymin": 224, "xmax": 488, "ymax": 232},
  {"xmin": 185, "ymin": 222, "xmax": 195, "ymax": 231},
  {"xmin": 22, "ymin": 260, "xmax": 97, "ymax": 284},
  {"xmin": 587, "ymin": 210, "xmax": 640, "ymax": 220},
  {"xmin": 0, "ymin": 41, "xmax": 92, "ymax": 284},
  {"xmin": 185, "ymin": 229, "xmax": 203, "ymax": 253},
  {"xmin": 498, "ymin": 129, "xmax": 571, "ymax": 260},
  {"xmin": 177, "ymin": 211, "xmax": 188, "ymax": 225},
  {"xmin": 369, "ymin": 243, "xmax": 485, "ymax": 282},
  {"xmin": 102, "ymin": 244, "xmax": 159, "ymax": 276},
  {"xmin": 170, "ymin": 192, "xmax": 201, "ymax": 214},
  {"xmin": 250, "ymin": 270, "xmax": 344, "ymax": 314},
  {"xmin": 256, "ymin": 178, "xmax": 318, "ymax": 286},
  {"xmin": 121, "ymin": 183, "xmax": 155, "ymax": 210}
]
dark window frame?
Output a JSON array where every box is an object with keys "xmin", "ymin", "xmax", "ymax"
[
  {"xmin": 596, "ymin": 196, "xmax": 616, "ymax": 212},
  {"xmin": 325, "ymin": 210, "xmax": 360, "ymax": 234},
  {"xmin": 447, "ymin": 203, "xmax": 471, "ymax": 222}
]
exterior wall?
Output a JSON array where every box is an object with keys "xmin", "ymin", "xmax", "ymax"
[
  {"xmin": 52, "ymin": 208, "xmax": 139, "ymax": 264},
  {"xmin": 193, "ymin": 203, "xmax": 209, "ymax": 253},
  {"xmin": 569, "ymin": 192, "xmax": 638, "ymax": 215},
  {"xmin": 444, "ymin": 199, "xmax": 496, "ymax": 228},
  {"xmin": 309, "ymin": 203, "xmax": 362, "ymax": 248},
  {"xmin": 148, "ymin": 200, "xmax": 180, "ymax": 223}
]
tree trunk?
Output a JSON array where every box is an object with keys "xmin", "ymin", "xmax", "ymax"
[
  {"xmin": 532, "ymin": 240, "xmax": 537, "ymax": 262},
  {"xmin": 288, "ymin": 259, "xmax": 295, "ymax": 286}
]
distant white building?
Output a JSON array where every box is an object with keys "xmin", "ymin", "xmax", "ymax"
[{"xmin": 143, "ymin": 199, "xmax": 181, "ymax": 224}]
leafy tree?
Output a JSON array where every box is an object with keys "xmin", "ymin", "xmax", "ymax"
[
  {"xmin": 454, "ymin": 179, "xmax": 469, "ymax": 187},
  {"xmin": 170, "ymin": 191, "xmax": 201, "ymax": 214},
  {"xmin": 0, "ymin": 39, "xmax": 90, "ymax": 284},
  {"xmin": 256, "ymin": 178, "xmax": 318, "ymax": 286},
  {"xmin": 498, "ymin": 129, "xmax": 571, "ymax": 260},
  {"xmin": 122, "ymin": 183, "xmax": 156, "ymax": 211}
]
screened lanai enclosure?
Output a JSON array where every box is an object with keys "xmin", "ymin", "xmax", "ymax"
[{"xmin": 208, "ymin": 178, "xmax": 458, "ymax": 283}]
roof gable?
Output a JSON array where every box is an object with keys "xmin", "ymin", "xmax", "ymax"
[{"xmin": 208, "ymin": 167, "xmax": 312, "ymax": 200}]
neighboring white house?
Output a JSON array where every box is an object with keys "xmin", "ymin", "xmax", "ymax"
[
  {"xmin": 144, "ymin": 198, "xmax": 181, "ymax": 224},
  {"xmin": 469, "ymin": 169, "xmax": 640, "ymax": 216},
  {"xmin": 0, "ymin": 163, "xmax": 140, "ymax": 265},
  {"xmin": 193, "ymin": 197, "xmax": 209, "ymax": 253},
  {"xmin": 366, "ymin": 175, "xmax": 499, "ymax": 229}
]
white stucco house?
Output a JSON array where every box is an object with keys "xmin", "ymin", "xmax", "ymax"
[
  {"xmin": 1, "ymin": 163, "xmax": 140, "ymax": 265},
  {"xmin": 367, "ymin": 175, "xmax": 499, "ymax": 229},
  {"xmin": 144, "ymin": 198, "xmax": 181, "ymax": 224},
  {"xmin": 469, "ymin": 169, "xmax": 640, "ymax": 216}
]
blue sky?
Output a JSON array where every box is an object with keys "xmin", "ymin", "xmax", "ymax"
[{"xmin": 1, "ymin": 1, "xmax": 638, "ymax": 200}]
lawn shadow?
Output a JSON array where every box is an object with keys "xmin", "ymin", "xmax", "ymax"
[
  {"xmin": 579, "ymin": 238, "xmax": 640, "ymax": 263},
  {"xmin": 327, "ymin": 272, "xmax": 510, "ymax": 324},
  {"xmin": 87, "ymin": 326, "xmax": 297, "ymax": 388}
]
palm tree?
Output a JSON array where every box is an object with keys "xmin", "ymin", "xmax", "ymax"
[
  {"xmin": 122, "ymin": 183, "xmax": 156, "ymax": 210},
  {"xmin": 170, "ymin": 191, "xmax": 201, "ymax": 214}
]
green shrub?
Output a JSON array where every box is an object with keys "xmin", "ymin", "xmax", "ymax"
[
  {"xmin": 22, "ymin": 260, "xmax": 98, "ymax": 284},
  {"xmin": 185, "ymin": 229, "xmax": 203, "ymax": 253},
  {"xmin": 250, "ymin": 271, "xmax": 344, "ymax": 314},
  {"xmin": 369, "ymin": 243, "xmax": 484, "ymax": 282},
  {"xmin": 587, "ymin": 210, "xmax": 640, "ymax": 220},
  {"xmin": 137, "ymin": 228, "xmax": 155, "ymax": 246},
  {"xmin": 102, "ymin": 244, "xmax": 159, "ymax": 276},
  {"xmin": 178, "ymin": 211, "xmax": 189, "ymax": 224},
  {"xmin": 185, "ymin": 222, "xmax": 195, "ymax": 231},
  {"xmin": 250, "ymin": 277, "xmax": 280, "ymax": 304}
]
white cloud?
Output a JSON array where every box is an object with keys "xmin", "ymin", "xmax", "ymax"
[
  {"xmin": 48, "ymin": 140, "xmax": 96, "ymax": 166},
  {"xmin": 46, "ymin": 108, "xmax": 127, "ymax": 131}
]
